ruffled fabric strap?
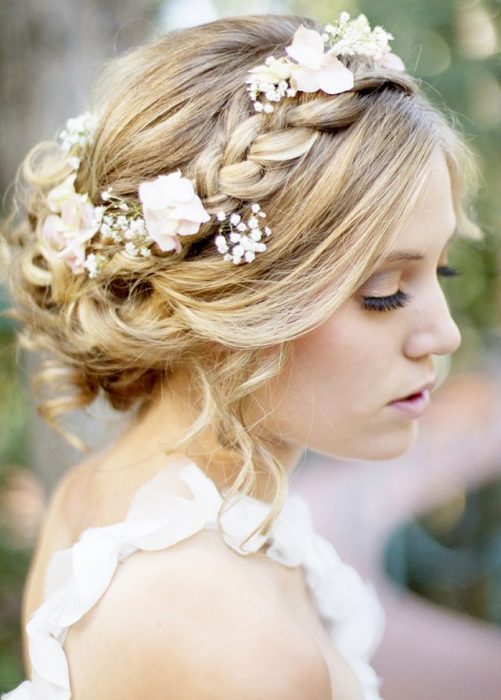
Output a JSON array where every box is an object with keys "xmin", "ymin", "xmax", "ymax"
[
  {"xmin": 1, "ymin": 464, "xmax": 225, "ymax": 700},
  {"xmin": 263, "ymin": 494, "xmax": 386, "ymax": 699}
]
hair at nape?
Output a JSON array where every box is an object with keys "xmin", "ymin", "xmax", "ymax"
[{"xmin": 2, "ymin": 13, "xmax": 480, "ymax": 543}]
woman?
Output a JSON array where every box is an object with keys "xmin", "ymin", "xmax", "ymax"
[{"xmin": 2, "ymin": 12, "xmax": 480, "ymax": 700}]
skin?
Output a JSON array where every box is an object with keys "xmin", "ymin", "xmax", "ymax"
[{"xmin": 95, "ymin": 150, "xmax": 460, "ymax": 499}]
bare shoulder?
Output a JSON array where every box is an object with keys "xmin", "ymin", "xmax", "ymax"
[{"xmin": 64, "ymin": 530, "xmax": 332, "ymax": 700}]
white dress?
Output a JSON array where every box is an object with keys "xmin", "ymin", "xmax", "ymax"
[{"xmin": 2, "ymin": 461, "xmax": 386, "ymax": 700}]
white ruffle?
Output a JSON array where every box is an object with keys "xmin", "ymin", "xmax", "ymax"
[{"xmin": 2, "ymin": 462, "xmax": 385, "ymax": 700}]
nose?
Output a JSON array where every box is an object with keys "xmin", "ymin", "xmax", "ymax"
[{"xmin": 403, "ymin": 282, "xmax": 462, "ymax": 359}]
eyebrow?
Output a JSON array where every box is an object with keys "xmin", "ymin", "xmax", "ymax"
[{"xmin": 382, "ymin": 228, "xmax": 458, "ymax": 264}]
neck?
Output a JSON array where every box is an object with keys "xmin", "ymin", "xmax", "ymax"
[{"xmin": 98, "ymin": 368, "xmax": 304, "ymax": 502}]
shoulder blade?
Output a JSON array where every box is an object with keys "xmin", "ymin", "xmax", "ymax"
[{"xmin": 63, "ymin": 530, "xmax": 332, "ymax": 699}]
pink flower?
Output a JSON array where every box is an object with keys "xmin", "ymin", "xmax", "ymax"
[
  {"xmin": 286, "ymin": 25, "xmax": 354, "ymax": 95},
  {"xmin": 138, "ymin": 172, "xmax": 210, "ymax": 252},
  {"xmin": 43, "ymin": 194, "xmax": 98, "ymax": 273}
]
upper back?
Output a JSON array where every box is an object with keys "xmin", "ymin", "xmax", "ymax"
[
  {"xmin": 20, "ymin": 452, "xmax": 370, "ymax": 700},
  {"xmin": 62, "ymin": 527, "xmax": 333, "ymax": 699}
]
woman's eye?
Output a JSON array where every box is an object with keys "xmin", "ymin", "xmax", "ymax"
[
  {"xmin": 361, "ymin": 290, "xmax": 411, "ymax": 312},
  {"xmin": 360, "ymin": 266, "xmax": 462, "ymax": 313},
  {"xmin": 437, "ymin": 265, "xmax": 462, "ymax": 277}
]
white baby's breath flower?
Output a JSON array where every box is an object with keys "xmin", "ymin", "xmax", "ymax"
[
  {"xmin": 125, "ymin": 242, "xmax": 138, "ymax": 256},
  {"xmin": 214, "ymin": 203, "xmax": 271, "ymax": 265},
  {"xmin": 215, "ymin": 235, "xmax": 229, "ymax": 253},
  {"xmin": 93, "ymin": 206, "xmax": 105, "ymax": 222},
  {"xmin": 83, "ymin": 252, "xmax": 106, "ymax": 278},
  {"xmin": 68, "ymin": 156, "xmax": 81, "ymax": 171},
  {"xmin": 58, "ymin": 111, "xmax": 97, "ymax": 153},
  {"xmin": 130, "ymin": 219, "xmax": 146, "ymax": 233}
]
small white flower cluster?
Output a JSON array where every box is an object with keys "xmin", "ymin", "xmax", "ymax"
[
  {"xmin": 83, "ymin": 253, "xmax": 108, "ymax": 278},
  {"xmin": 58, "ymin": 111, "xmax": 98, "ymax": 154},
  {"xmin": 246, "ymin": 57, "xmax": 297, "ymax": 113},
  {"xmin": 82, "ymin": 188, "xmax": 155, "ymax": 277},
  {"xmin": 323, "ymin": 12, "xmax": 394, "ymax": 60},
  {"xmin": 215, "ymin": 203, "xmax": 271, "ymax": 264}
]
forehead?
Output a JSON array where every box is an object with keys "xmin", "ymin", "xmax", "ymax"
[{"xmin": 391, "ymin": 152, "xmax": 457, "ymax": 252}]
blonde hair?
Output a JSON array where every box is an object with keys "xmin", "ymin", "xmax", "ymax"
[{"xmin": 2, "ymin": 14, "xmax": 480, "ymax": 542}]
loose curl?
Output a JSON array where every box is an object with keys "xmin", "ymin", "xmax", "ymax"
[{"xmin": 1, "ymin": 14, "xmax": 480, "ymax": 544}]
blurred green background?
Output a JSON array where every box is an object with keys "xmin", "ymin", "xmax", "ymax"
[{"xmin": 0, "ymin": 0, "xmax": 499, "ymax": 692}]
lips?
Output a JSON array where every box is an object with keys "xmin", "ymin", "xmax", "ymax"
[{"xmin": 392, "ymin": 377, "xmax": 437, "ymax": 403}]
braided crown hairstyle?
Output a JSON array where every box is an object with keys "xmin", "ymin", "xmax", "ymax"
[{"xmin": 3, "ymin": 14, "xmax": 480, "ymax": 540}]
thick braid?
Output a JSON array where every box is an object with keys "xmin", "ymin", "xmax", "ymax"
[
  {"xmin": 201, "ymin": 117, "xmax": 319, "ymax": 205},
  {"xmin": 196, "ymin": 73, "xmax": 418, "ymax": 214},
  {"xmin": 287, "ymin": 75, "xmax": 417, "ymax": 130}
]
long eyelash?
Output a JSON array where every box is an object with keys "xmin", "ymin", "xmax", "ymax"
[
  {"xmin": 361, "ymin": 290, "xmax": 412, "ymax": 312},
  {"xmin": 437, "ymin": 265, "xmax": 462, "ymax": 277},
  {"xmin": 361, "ymin": 266, "xmax": 462, "ymax": 313}
]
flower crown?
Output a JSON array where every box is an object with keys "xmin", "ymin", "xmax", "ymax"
[
  {"xmin": 41, "ymin": 12, "xmax": 403, "ymax": 279},
  {"xmin": 246, "ymin": 12, "xmax": 404, "ymax": 112},
  {"xmin": 42, "ymin": 116, "xmax": 271, "ymax": 277}
]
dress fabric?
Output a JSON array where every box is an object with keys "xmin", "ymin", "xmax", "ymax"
[{"xmin": 2, "ymin": 461, "xmax": 386, "ymax": 700}]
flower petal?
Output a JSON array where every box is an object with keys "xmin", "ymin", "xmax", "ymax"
[
  {"xmin": 317, "ymin": 57, "xmax": 354, "ymax": 94},
  {"xmin": 58, "ymin": 244, "xmax": 86, "ymax": 273},
  {"xmin": 46, "ymin": 174, "xmax": 76, "ymax": 213},
  {"xmin": 139, "ymin": 171, "xmax": 196, "ymax": 210},
  {"xmin": 42, "ymin": 215, "xmax": 65, "ymax": 247},
  {"xmin": 289, "ymin": 65, "xmax": 320, "ymax": 93},
  {"xmin": 147, "ymin": 225, "xmax": 180, "ymax": 252},
  {"xmin": 286, "ymin": 26, "xmax": 326, "ymax": 71},
  {"xmin": 143, "ymin": 210, "xmax": 177, "ymax": 239},
  {"xmin": 160, "ymin": 173, "xmax": 195, "ymax": 204},
  {"xmin": 174, "ymin": 197, "xmax": 211, "ymax": 226},
  {"xmin": 177, "ymin": 219, "xmax": 202, "ymax": 236},
  {"xmin": 61, "ymin": 196, "xmax": 83, "ymax": 229}
]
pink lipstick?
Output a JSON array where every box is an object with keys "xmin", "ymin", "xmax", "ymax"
[{"xmin": 388, "ymin": 389, "xmax": 431, "ymax": 418}]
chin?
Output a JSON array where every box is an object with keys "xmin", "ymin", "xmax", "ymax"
[
  {"xmin": 365, "ymin": 422, "xmax": 419, "ymax": 461},
  {"xmin": 318, "ymin": 422, "xmax": 419, "ymax": 462}
]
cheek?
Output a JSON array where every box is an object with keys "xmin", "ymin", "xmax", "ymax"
[
  {"xmin": 285, "ymin": 306, "xmax": 403, "ymax": 419},
  {"xmin": 293, "ymin": 326, "xmax": 353, "ymax": 386}
]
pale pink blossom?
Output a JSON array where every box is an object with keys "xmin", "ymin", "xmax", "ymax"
[
  {"xmin": 43, "ymin": 194, "xmax": 98, "ymax": 273},
  {"xmin": 286, "ymin": 25, "xmax": 354, "ymax": 95},
  {"xmin": 138, "ymin": 172, "xmax": 210, "ymax": 252},
  {"xmin": 46, "ymin": 174, "xmax": 78, "ymax": 213}
]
